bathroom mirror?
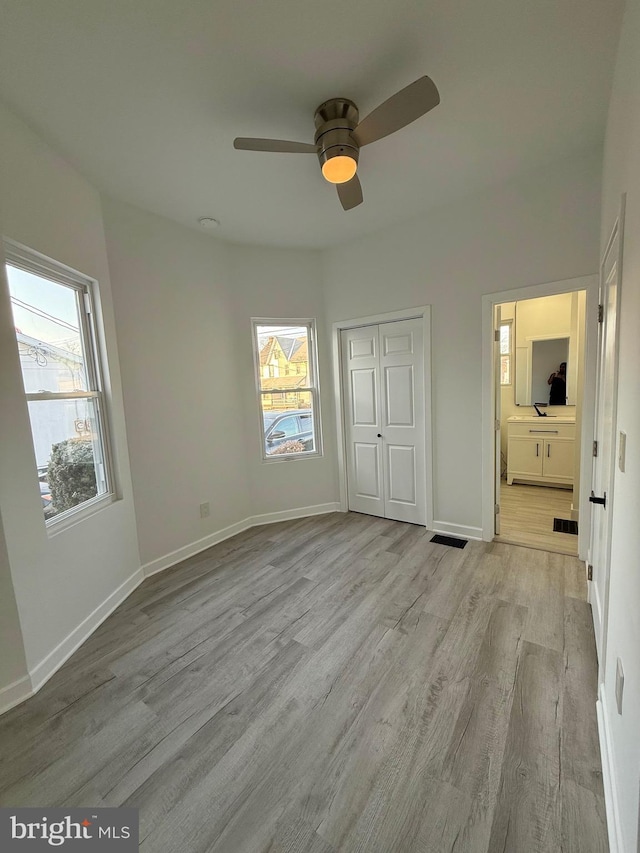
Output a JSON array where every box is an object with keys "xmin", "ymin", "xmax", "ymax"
[{"xmin": 515, "ymin": 335, "xmax": 573, "ymax": 406}]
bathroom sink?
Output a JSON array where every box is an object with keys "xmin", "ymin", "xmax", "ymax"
[{"xmin": 508, "ymin": 414, "xmax": 575, "ymax": 422}]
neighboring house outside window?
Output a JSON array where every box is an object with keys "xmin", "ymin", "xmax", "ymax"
[
  {"xmin": 5, "ymin": 241, "xmax": 113, "ymax": 524},
  {"xmin": 253, "ymin": 320, "xmax": 322, "ymax": 460}
]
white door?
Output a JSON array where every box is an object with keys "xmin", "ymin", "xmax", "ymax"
[
  {"xmin": 589, "ymin": 209, "xmax": 623, "ymax": 671},
  {"xmin": 341, "ymin": 325, "xmax": 384, "ymax": 518},
  {"xmin": 341, "ymin": 319, "xmax": 427, "ymax": 525}
]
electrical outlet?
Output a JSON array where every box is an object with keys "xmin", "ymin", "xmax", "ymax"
[
  {"xmin": 199, "ymin": 502, "xmax": 210, "ymax": 519},
  {"xmin": 615, "ymin": 658, "xmax": 624, "ymax": 715}
]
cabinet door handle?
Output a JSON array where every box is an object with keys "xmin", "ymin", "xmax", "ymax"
[
  {"xmin": 547, "ymin": 443, "xmax": 550, "ymax": 458},
  {"xmin": 536, "ymin": 442, "xmax": 539, "ymax": 457},
  {"xmin": 529, "ymin": 429, "xmax": 559, "ymax": 434}
]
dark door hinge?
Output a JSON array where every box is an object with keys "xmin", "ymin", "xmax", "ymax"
[
  {"xmin": 593, "ymin": 440, "xmax": 598, "ymax": 457},
  {"xmin": 598, "ymin": 304, "xmax": 604, "ymax": 323},
  {"xmin": 588, "ymin": 564, "xmax": 593, "ymax": 581}
]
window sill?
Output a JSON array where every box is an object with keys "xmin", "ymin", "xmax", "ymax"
[
  {"xmin": 261, "ymin": 451, "xmax": 323, "ymax": 464},
  {"xmin": 45, "ymin": 492, "xmax": 116, "ymax": 536}
]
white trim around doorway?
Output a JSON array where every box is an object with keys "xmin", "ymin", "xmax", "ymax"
[
  {"xmin": 331, "ymin": 307, "xmax": 433, "ymax": 531},
  {"xmin": 481, "ymin": 275, "xmax": 599, "ymax": 559}
]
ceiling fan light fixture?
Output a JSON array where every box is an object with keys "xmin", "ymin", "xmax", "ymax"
[
  {"xmin": 233, "ymin": 76, "xmax": 440, "ymax": 210},
  {"xmin": 321, "ymin": 153, "xmax": 358, "ymax": 185}
]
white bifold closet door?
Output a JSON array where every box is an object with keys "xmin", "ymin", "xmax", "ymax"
[{"xmin": 341, "ymin": 318, "xmax": 426, "ymax": 525}]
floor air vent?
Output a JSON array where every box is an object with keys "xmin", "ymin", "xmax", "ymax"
[
  {"xmin": 553, "ymin": 518, "xmax": 579, "ymax": 535},
  {"xmin": 430, "ymin": 534, "xmax": 468, "ymax": 549}
]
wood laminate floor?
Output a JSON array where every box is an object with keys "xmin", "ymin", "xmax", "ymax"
[
  {"xmin": 497, "ymin": 481, "xmax": 578, "ymax": 556},
  {"xmin": 0, "ymin": 512, "xmax": 606, "ymax": 852}
]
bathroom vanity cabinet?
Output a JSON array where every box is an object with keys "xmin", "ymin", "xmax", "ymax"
[{"xmin": 506, "ymin": 416, "xmax": 575, "ymax": 487}]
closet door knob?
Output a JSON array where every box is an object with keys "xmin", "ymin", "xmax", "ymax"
[{"xmin": 377, "ymin": 433, "xmax": 382, "ymax": 438}]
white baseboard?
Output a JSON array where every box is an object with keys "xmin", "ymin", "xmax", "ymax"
[
  {"xmin": 142, "ymin": 502, "xmax": 341, "ymax": 578},
  {"xmin": 431, "ymin": 520, "xmax": 483, "ymax": 541},
  {"xmin": 0, "ymin": 674, "xmax": 33, "ymax": 717},
  {"xmin": 0, "ymin": 567, "xmax": 144, "ymax": 716},
  {"xmin": 596, "ymin": 687, "xmax": 624, "ymax": 853},
  {"xmin": 590, "ymin": 577, "xmax": 603, "ymax": 652},
  {"xmin": 142, "ymin": 518, "xmax": 252, "ymax": 578},
  {"xmin": 29, "ymin": 568, "xmax": 144, "ymax": 695},
  {"xmin": 247, "ymin": 502, "xmax": 340, "ymax": 528}
]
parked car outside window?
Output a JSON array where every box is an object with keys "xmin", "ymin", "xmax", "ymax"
[
  {"xmin": 263, "ymin": 409, "xmax": 314, "ymax": 454},
  {"xmin": 40, "ymin": 481, "xmax": 55, "ymax": 519}
]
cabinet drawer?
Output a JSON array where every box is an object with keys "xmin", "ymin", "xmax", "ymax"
[{"xmin": 508, "ymin": 422, "xmax": 575, "ymax": 439}]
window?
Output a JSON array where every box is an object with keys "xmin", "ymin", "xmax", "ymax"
[
  {"xmin": 500, "ymin": 321, "xmax": 512, "ymax": 385},
  {"xmin": 253, "ymin": 320, "xmax": 321, "ymax": 460},
  {"xmin": 274, "ymin": 416, "xmax": 299, "ymax": 437},
  {"xmin": 5, "ymin": 242, "xmax": 112, "ymax": 524}
]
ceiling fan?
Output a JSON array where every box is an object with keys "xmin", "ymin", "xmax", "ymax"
[{"xmin": 233, "ymin": 76, "xmax": 440, "ymax": 211}]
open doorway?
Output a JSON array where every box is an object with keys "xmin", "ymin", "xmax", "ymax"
[{"xmin": 484, "ymin": 281, "xmax": 597, "ymax": 558}]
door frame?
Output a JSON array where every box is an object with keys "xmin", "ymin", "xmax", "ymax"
[
  {"xmin": 332, "ymin": 306, "xmax": 433, "ymax": 529},
  {"xmin": 590, "ymin": 200, "xmax": 625, "ymax": 680},
  {"xmin": 481, "ymin": 275, "xmax": 599, "ymax": 559}
]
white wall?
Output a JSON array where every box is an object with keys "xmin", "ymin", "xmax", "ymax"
[
  {"xmin": 228, "ymin": 245, "xmax": 337, "ymax": 517},
  {"xmin": 0, "ymin": 105, "xmax": 336, "ymax": 703},
  {"xmin": 0, "ymin": 509, "xmax": 28, "ymax": 704},
  {"xmin": 101, "ymin": 202, "xmax": 337, "ymax": 571},
  {"xmin": 0, "ymin": 103, "xmax": 140, "ymax": 691},
  {"xmin": 598, "ymin": 0, "xmax": 640, "ymax": 849},
  {"xmin": 323, "ymin": 151, "xmax": 601, "ymax": 533},
  {"xmin": 102, "ymin": 198, "xmax": 249, "ymax": 568}
]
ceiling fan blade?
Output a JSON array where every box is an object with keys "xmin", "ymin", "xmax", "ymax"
[
  {"xmin": 351, "ymin": 76, "xmax": 440, "ymax": 148},
  {"xmin": 233, "ymin": 137, "xmax": 317, "ymax": 153},
  {"xmin": 337, "ymin": 174, "xmax": 363, "ymax": 211}
]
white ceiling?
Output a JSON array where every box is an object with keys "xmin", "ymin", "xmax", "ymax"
[{"xmin": 0, "ymin": 0, "xmax": 624, "ymax": 248}]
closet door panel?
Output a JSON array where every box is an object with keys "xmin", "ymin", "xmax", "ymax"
[
  {"xmin": 342, "ymin": 319, "xmax": 427, "ymax": 525},
  {"xmin": 341, "ymin": 327, "xmax": 384, "ymax": 517},
  {"xmin": 379, "ymin": 319, "xmax": 426, "ymax": 525}
]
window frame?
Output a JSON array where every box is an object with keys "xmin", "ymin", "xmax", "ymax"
[
  {"xmin": 499, "ymin": 319, "xmax": 513, "ymax": 386},
  {"xmin": 4, "ymin": 239, "xmax": 115, "ymax": 528},
  {"xmin": 251, "ymin": 318, "xmax": 323, "ymax": 462}
]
